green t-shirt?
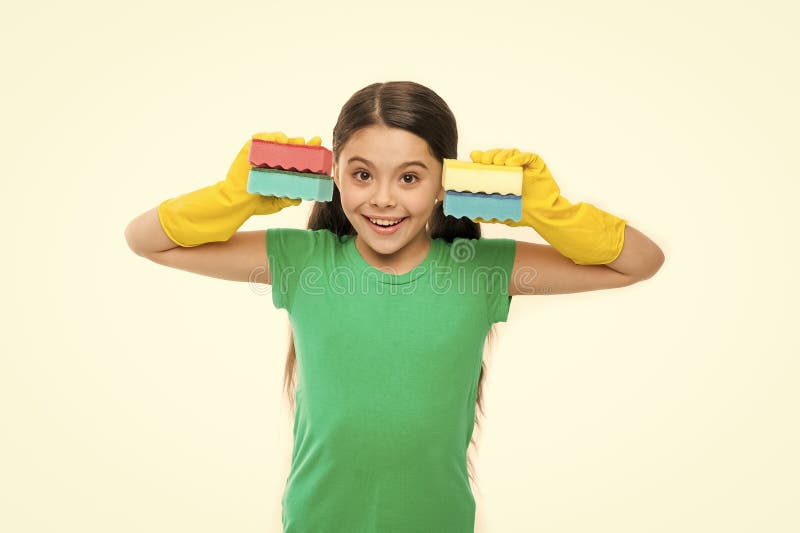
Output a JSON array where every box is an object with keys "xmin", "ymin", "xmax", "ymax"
[{"xmin": 266, "ymin": 228, "xmax": 516, "ymax": 533}]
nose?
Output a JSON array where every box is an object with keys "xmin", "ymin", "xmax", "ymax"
[{"xmin": 369, "ymin": 177, "xmax": 396, "ymax": 208}]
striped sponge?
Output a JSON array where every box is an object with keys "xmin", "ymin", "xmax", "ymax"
[
  {"xmin": 441, "ymin": 159, "xmax": 523, "ymax": 222},
  {"xmin": 246, "ymin": 138, "xmax": 334, "ymax": 202}
]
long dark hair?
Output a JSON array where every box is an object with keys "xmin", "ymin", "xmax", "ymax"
[{"xmin": 282, "ymin": 81, "xmax": 497, "ymax": 490}]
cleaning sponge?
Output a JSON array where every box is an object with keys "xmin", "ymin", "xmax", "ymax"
[
  {"xmin": 246, "ymin": 138, "xmax": 334, "ymax": 202},
  {"xmin": 441, "ymin": 158, "xmax": 523, "ymax": 222}
]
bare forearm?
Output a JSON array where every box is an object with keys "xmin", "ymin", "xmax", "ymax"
[
  {"xmin": 124, "ymin": 206, "xmax": 180, "ymax": 256},
  {"xmin": 604, "ymin": 224, "xmax": 665, "ymax": 279}
]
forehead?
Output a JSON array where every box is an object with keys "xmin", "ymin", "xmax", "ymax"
[{"xmin": 340, "ymin": 125, "xmax": 434, "ymax": 163}]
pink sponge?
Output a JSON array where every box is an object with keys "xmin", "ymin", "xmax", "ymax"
[{"xmin": 248, "ymin": 138, "xmax": 332, "ymax": 175}]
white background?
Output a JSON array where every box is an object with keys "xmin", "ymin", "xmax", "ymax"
[{"xmin": 1, "ymin": 0, "xmax": 797, "ymax": 531}]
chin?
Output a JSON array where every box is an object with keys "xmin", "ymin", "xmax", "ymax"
[{"xmin": 361, "ymin": 234, "xmax": 406, "ymax": 256}]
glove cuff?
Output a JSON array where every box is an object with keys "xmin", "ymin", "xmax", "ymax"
[{"xmin": 521, "ymin": 197, "xmax": 627, "ymax": 265}]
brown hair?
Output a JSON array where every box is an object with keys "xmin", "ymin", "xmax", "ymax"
[{"xmin": 282, "ymin": 81, "xmax": 497, "ymax": 490}]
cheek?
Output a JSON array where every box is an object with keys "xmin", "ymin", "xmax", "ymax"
[
  {"xmin": 410, "ymin": 197, "xmax": 432, "ymax": 212},
  {"xmin": 337, "ymin": 187, "xmax": 359, "ymax": 209},
  {"xmin": 409, "ymin": 189, "xmax": 439, "ymax": 212}
]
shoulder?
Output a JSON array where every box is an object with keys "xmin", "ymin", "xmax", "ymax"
[
  {"xmin": 439, "ymin": 236, "xmax": 517, "ymax": 324},
  {"xmin": 265, "ymin": 228, "xmax": 346, "ymax": 311},
  {"xmin": 267, "ymin": 227, "xmax": 342, "ymax": 254},
  {"xmin": 444, "ymin": 236, "xmax": 517, "ymax": 270},
  {"xmin": 266, "ymin": 228, "xmax": 348, "ymax": 273}
]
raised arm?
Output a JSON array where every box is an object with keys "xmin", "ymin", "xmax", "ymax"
[
  {"xmin": 124, "ymin": 207, "xmax": 273, "ymax": 284},
  {"xmin": 123, "ymin": 131, "xmax": 318, "ymax": 284},
  {"xmin": 509, "ymin": 224, "xmax": 664, "ymax": 296}
]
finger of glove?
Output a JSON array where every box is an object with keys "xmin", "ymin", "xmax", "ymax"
[
  {"xmin": 252, "ymin": 131, "xmax": 290, "ymax": 143},
  {"xmin": 469, "ymin": 150, "xmax": 483, "ymax": 163},
  {"xmin": 286, "ymin": 136, "xmax": 321, "ymax": 145},
  {"xmin": 469, "ymin": 149, "xmax": 501, "ymax": 164},
  {"xmin": 471, "ymin": 148, "xmax": 521, "ymax": 165},
  {"xmin": 279, "ymin": 196, "xmax": 302, "ymax": 207},
  {"xmin": 251, "ymin": 131, "xmax": 288, "ymax": 143},
  {"xmin": 479, "ymin": 148, "xmax": 504, "ymax": 165},
  {"xmin": 271, "ymin": 131, "xmax": 290, "ymax": 143},
  {"xmin": 228, "ymin": 139, "xmax": 255, "ymax": 181},
  {"xmin": 252, "ymin": 132, "xmax": 321, "ymax": 146},
  {"xmin": 228, "ymin": 134, "xmax": 280, "ymax": 187},
  {"xmin": 468, "ymin": 149, "xmax": 488, "ymax": 164},
  {"xmin": 506, "ymin": 151, "xmax": 538, "ymax": 167},
  {"xmin": 494, "ymin": 148, "xmax": 520, "ymax": 165},
  {"xmin": 253, "ymin": 195, "xmax": 302, "ymax": 215}
]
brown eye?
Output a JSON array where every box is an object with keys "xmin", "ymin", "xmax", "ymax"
[{"xmin": 402, "ymin": 173, "xmax": 419, "ymax": 184}]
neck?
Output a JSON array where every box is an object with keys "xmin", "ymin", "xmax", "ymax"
[{"xmin": 355, "ymin": 229, "xmax": 431, "ymax": 275}]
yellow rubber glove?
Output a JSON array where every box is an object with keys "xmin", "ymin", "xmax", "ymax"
[
  {"xmin": 158, "ymin": 132, "xmax": 321, "ymax": 247},
  {"xmin": 469, "ymin": 148, "xmax": 627, "ymax": 265}
]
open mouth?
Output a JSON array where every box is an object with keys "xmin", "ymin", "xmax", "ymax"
[{"xmin": 362, "ymin": 215, "xmax": 408, "ymax": 233}]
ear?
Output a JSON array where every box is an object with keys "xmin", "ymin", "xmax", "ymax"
[
  {"xmin": 332, "ymin": 162, "xmax": 339, "ymax": 187},
  {"xmin": 436, "ymin": 187, "xmax": 445, "ymax": 203}
]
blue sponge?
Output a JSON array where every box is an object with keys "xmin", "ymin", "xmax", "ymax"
[
  {"xmin": 247, "ymin": 168, "xmax": 333, "ymax": 202},
  {"xmin": 443, "ymin": 190, "xmax": 522, "ymax": 222}
]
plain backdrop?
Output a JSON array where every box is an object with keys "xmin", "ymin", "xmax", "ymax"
[{"xmin": 1, "ymin": 0, "xmax": 797, "ymax": 531}]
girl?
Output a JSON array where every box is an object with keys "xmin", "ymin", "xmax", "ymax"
[{"xmin": 125, "ymin": 81, "xmax": 664, "ymax": 532}]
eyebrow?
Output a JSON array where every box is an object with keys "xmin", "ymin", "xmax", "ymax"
[{"xmin": 346, "ymin": 156, "xmax": 429, "ymax": 170}]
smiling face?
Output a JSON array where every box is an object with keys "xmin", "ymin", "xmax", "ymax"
[{"xmin": 332, "ymin": 124, "xmax": 446, "ymax": 271}]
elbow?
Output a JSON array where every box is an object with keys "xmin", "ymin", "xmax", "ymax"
[
  {"xmin": 621, "ymin": 244, "xmax": 665, "ymax": 283},
  {"xmin": 652, "ymin": 246, "xmax": 666, "ymax": 275},
  {"xmin": 124, "ymin": 223, "xmax": 137, "ymax": 253},
  {"xmin": 638, "ymin": 246, "xmax": 666, "ymax": 281},
  {"xmin": 124, "ymin": 220, "xmax": 149, "ymax": 257}
]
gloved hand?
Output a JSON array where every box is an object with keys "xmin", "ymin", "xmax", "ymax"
[
  {"xmin": 469, "ymin": 148, "xmax": 627, "ymax": 265},
  {"xmin": 158, "ymin": 131, "xmax": 320, "ymax": 247}
]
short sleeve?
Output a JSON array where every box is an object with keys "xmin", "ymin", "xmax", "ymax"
[
  {"xmin": 471, "ymin": 237, "xmax": 517, "ymax": 324},
  {"xmin": 266, "ymin": 228, "xmax": 335, "ymax": 312}
]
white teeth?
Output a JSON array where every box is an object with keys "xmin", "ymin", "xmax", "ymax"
[{"xmin": 368, "ymin": 217, "xmax": 403, "ymax": 226}]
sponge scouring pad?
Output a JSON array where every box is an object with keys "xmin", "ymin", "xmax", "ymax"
[
  {"xmin": 442, "ymin": 158, "xmax": 522, "ymax": 195},
  {"xmin": 249, "ymin": 138, "xmax": 332, "ymax": 174},
  {"xmin": 247, "ymin": 168, "xmax": 334, "ymax": 202},
  {"xmin": 441, "ymin": 158, "xmax": 523, "ymax": 222},
  {"xmin": 443, "ymin": 191, "xmax": 522, "ymax": 223},
  {"xmin": 246, "ymin": 137, "xmax": 334, "ymax": 202}
]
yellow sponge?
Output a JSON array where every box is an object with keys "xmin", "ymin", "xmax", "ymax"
[{"xmin": 442, "ymin": 159, "xmax": 523, "ymax": 195}]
